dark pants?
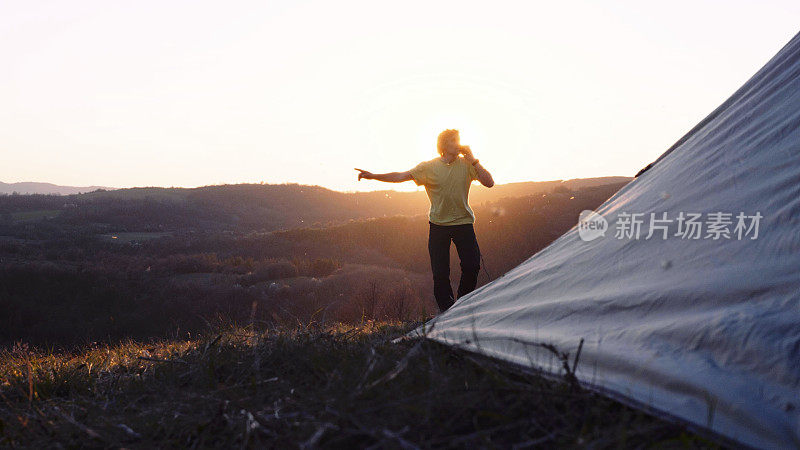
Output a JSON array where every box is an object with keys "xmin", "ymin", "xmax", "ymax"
[{"xmin": 428, "ymin": 221, "xmax": 481, "ymax": 312}]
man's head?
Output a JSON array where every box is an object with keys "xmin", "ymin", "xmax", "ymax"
[{"xmin": 437, "ymin": 129, "xmax": 461, "ymax": 156}]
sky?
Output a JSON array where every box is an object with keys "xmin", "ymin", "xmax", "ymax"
[{"xmin": 2, "ymin": 1, "xmax": 799, "ymax": 192}]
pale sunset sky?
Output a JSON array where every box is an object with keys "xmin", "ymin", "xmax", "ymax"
[{"xmin": 2, "ymin": 1, "xmax": 799, "ymax": 192}]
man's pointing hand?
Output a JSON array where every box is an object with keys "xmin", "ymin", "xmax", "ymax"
[{"xmin": 354, "ymin": 168, "xmax": 373, "ymax": 181}]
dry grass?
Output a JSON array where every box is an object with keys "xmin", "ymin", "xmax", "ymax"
[{"xmin": 0, "ymin": 321, "xmax": 720, "ymax": 448}]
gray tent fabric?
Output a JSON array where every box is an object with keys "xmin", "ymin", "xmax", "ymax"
[{"xmin": 410, "ymin": 32, "xmax": 800, "ymax": 448}]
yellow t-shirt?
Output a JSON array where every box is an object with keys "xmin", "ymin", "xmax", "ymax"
[{"xmin": 410, "ymin": 156, "xmax": 479, "ymax": 226}]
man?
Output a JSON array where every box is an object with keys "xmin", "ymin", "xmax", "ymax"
[{"xmin": 354, "ymin": 129, "xmax": 495, "ymax": 312}]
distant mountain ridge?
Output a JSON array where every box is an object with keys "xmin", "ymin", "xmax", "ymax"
[
  {"xmin": 0, "ymin": 176, "xmax": 632, "ymax": 232},
  {"xmin": 0, "ymin": 176, "xmax": 630, "ymax": 198},
  {"xmin": 0, "ymin": 181, "xmax": 116, "ymax": 195}
]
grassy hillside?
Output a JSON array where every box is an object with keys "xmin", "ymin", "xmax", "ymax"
[
  {"xmin": 0, "ymin": 176, "xmax": 732, "ymax": 448},
  {"xmin": 0, "ymin": 322, "xmax": 717, "ymax": 448}
]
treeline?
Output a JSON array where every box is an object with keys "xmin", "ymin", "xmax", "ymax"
[
  {"xmin": 0, "ymin": 178, "xmax": 630, "ymax": 234},
  {"xmin": 0, "ymin": 184, "xmax": 426, "ymax": 232},
  {"xmin": 0, "ymin": 255, "xmax": 364, "ymax": 348}
]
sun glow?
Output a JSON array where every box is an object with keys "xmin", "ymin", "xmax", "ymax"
[
  {"xmin": 2, "ymin": 1, "xmax": 799, "ymax": 192},
  {"xmin": 353, "ymin": 76, "xmax": 537, "ymax": 192}
]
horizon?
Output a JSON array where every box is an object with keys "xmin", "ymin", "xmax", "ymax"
[
  {"xmin": 0, "ymin": 173, "xmax": 633, "ymax": 195},
  {"xmin": 2, "ymin": 1, "xmax": 799, "ymax": 193}
]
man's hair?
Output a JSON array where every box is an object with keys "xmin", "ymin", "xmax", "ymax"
[{"xmin": 437, "ymin": 129, "xmax": 460, "ymax": 155}]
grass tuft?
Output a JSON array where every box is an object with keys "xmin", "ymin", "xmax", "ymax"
[{"xmin": 0, "ymin": 321, "xmax": 719, "ymax": 448}]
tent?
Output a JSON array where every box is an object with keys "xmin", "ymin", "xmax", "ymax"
[{"xmin": 410, "ymin": 32, "xmax": 800, "ymax": 448}]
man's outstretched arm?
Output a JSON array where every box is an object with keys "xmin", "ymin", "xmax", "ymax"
[{"xmin": 354, "ymin": 168, "xmax": 413, "ymax": 183}]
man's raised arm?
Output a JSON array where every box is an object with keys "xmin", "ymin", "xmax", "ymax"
[
  {"xmin": 354, "ymin": 168, "xmax": 413, "ymax": 183},
  {"xmin": 459, "ymin": 146, "xmax": 494, "ymax": 188}
]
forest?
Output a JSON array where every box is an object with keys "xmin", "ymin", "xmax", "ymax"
[{"xmin": 0, "ymin": 179, "xmax": 628, "ymax": 349}]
